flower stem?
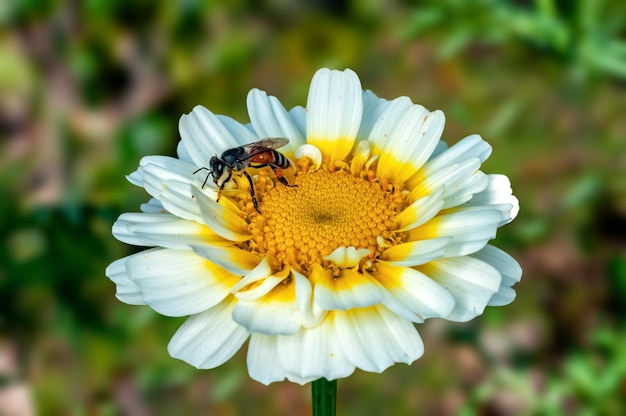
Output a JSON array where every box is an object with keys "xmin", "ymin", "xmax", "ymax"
[{"xmin": 312, "ymin": 378, "xmax": 337, "ymax": 416}]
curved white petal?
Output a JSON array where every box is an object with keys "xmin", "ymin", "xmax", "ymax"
[
  {"xmin": 125, "ymin": 248, "xmax": 238, "ymax": 316},
  {"xmin": 192, "ymin": 187, "xmax": 250, "ymax": 241},
  {"xmin": 276, "ymin": 314, "xmax": 355, "ymax": 384},
  {"xmin": 335, "ymin": 305, "xmax": 424, "ymax": 373},
  {"xmin": 420, "ymin": 256, "xmax": 502, "ymax": 322},
  {"xmin": 470, "ymin": 245, "xmax": 522, "ymax": 306},
  {"xmin": 381, "ymin": 237, "xmax": 452, "ymax": 267},
  {"xmin": 105, "ymin": 255, "xmax": 145, "ymax": 305},
  {"xmin": 423, "ymin": 134, "xmax": 492, "ymax": 173},
  {"xmin": 395, "ymin": 188, "xmax": 445, "ymax": 232},
  {"xmin": 376, "ymin": 105, "xmax": 444, "ymax": 184},
  {"xmin": 113, "ymin": 212, "xmax": 231, "ymax": 249},
  {"xmin": 295, "ymin": 144, "xmax": 322, "ymax": 170},
  {"xmin": 168, "ymin": 297, "xmax": 249, "ymax": 369},
  {"xmin": 291, "ymin": 269, "xmax": 316, "ymax": 325},
  {"xmin": 141, "ymin": 163, "xmax": 204, "ymax": 223},
  {"xmin": 233, "ymin": 275, "xmax": 301, "ymax": 335},
  {"xmin": 306, "ymin": 68, "xmax": 362, "ymax": 163},
  {"xmin": 126, "ymin": 166, "xmax": 144, "ymax": 187},
  {"xmin": 464, "ymin": 174, "xmax": 519, "ymax": 224},
  {"xmin": 230, "ymin": 256, "xmax": 273, "ymax": 293},
  {"xmin": 140, "ymin": 198, "xmax": 165, "ymax": 214},
  {"xmin": 178, "ymin": 105, "xmax": 240, "ymax": 167},
  {"xmin": 365, "ymin": 96, "xmax": 413, "ymax": 154},
  {"xmin": 112, "ymin": 212, "xmax": 178, "ymax": 247},
  {"xmin": 408, "ymin": 158, "xmax": 489, "ymax": 209},
  {"xmin": 247, "ymin": 88, "xmax": 305, "ymax": 154},
  {"xmin": 139, "ymin": 155, "xmax": 197, "ymax": 181},
  {"xmin": 374, "ymin": 262, "xmax": 455, "ymax": 323},
  {"xmin": 323, "ymin": 246, "xmax": 370, "ymax": 269},
  {"xmin": 138, "ymin": 157, "xmax": 196, "ymax": 201},
  {"xmin": 350, "ymin": 139, "xmax": 371, "ymax": 176},
  {"xmin": 191, "ymin": 245, "xmax": 259, "ymax": 275},
  {"xmin": 312, "ymin": 267, "xmax": 384, "ymax": 311},
  {"xmin": 247, "ymin": 334, "xmax": 288, "ymax": 385},
  {"xmin": 407, "ymin": 206, "xmax": 506, "ymax": 257}
]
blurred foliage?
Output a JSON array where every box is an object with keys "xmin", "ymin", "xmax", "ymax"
[{"xmin": 1, "ymin": 0, "xmax": 625, "ymax": 414}]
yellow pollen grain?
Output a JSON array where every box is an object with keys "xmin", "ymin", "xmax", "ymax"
[{"xmin": 253, "ymin": 170, "xmax": 399, "ymax": 274}]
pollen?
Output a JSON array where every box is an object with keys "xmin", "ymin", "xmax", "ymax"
[{"xmin": 248, "ymin": 169, "xmax": 401, "ymax": 275}]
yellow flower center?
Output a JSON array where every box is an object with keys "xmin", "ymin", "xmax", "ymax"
[{"xmin": 247, "ymin": 168, "xmax": 402, "ymax": 275}]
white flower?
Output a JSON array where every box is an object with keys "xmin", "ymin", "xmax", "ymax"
[{"xmin": 106, "ymin": 68, "xmax": 521, "ymax": 385}]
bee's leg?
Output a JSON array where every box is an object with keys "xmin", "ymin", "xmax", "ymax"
[
  {"xmin": 271, "ymin": 166, "xmax": 297, "ymax": 187},
  {"xmin": 243, "ymin": 171, "xmax": 261, "ymax": 213},
  {"xmin": 216, "ymin": 171, "xmax": 231, "ymax": 202}
]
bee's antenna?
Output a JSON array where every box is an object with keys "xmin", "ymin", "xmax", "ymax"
[{"xmin": 193, "ymin": 167, "xmax": 212, "ymax": 189}]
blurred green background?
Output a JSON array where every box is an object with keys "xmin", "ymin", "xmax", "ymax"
[{"xmin": 2, "ymin": 0, "xmax": 626, "ymax": 414}]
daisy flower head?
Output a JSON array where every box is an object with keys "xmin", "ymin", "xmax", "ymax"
[{"xmin": 106, "ymin": 68, "xmax": 521, "ymax": 385}]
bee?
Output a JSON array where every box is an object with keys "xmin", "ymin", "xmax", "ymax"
[{"xmin": 194, "ymin": 138, "xmax": 295, "ymax": 212}]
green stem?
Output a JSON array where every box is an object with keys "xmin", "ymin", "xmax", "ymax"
[{"xmin": 312, "ymin": 378, "xmax": 337, "ymax": 416}]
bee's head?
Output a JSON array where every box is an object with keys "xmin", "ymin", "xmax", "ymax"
[{"xmin": 209, "ymin": 156, "xmax": 222, "ymax": 184}]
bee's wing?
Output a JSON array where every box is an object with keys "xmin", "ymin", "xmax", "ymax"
[{"xmin": 238, "ymin": 138, "xmax": 290, "ymax": 158}]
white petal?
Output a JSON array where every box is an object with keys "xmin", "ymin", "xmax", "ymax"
[
  {"xmin": 376, "ymin": 106, "xmax": 444, "ymax": 184},
  {"xmin": 288, "ymin": 106, "xmax": 307, "ymax": 138},
  {"xmin": 407, "ymin": 206, "xmax": 506, "ymax": 257},
  {"xmin": 139, "ymin": 155, "xmax": 197, "ymax": 181},
  {"xmin": 276, "ymin": 316, "xmax": 355, "ymax": 384},
  {"xmin": 312, "ymin": 267, "xmax": 384, "ymax": 311},
  {"xmin": 429, "ymin": 139, "xmax": 449, "ymax": 159},
  {"xmin": 366, "ymin": 96, "xmax": 413, "ymax": 154},
  {"xmin": 233, "ymin": 275, "xmax": 301, "ymax": 335},
  {"xmin": 112, "ymin": 212, "xmax": 177, "ymax": 247},
  {"xmin": 408, "ymin": 158, "xmax": 489, "ymax": 209},
  {"xmin": 113, "ymin": 212, "xmax": 230, "ymax": 249},
  {"xmin": 105, "ymin": 255, "xmax": 145, "ymax": 305},
  {"xmin": 247, "ymin": 88, "xmax": 305, "ymax": 154},
  {"xmin": 306, "ymin": 68, "xmax": 362, "ymax": 163},
  {"xmin": 125, "ymin": 248, "xmax": 238, "ymax": 316},
  {"xmin": 295, "ymin": 144, "xmax": 322, "ymax": 170},
  {"xmin": 470, "ymin": 245, "xmax": 522, "ymax": 306},
  {"xmin": 423, "ymin": 134, "xmax": 492, "ymax": 173},
  {"xmin": 158, "ymin": 180, "xmax": 205, "ymax": 223},
  {"xmin": 168, "ymin": 297, "xmax": 249, "ymax": 369},
  {"xmin": 141, "ymin": 163, "xmax": 203, "ymax": 222},
  {"xmin": 357, "ymin": 90, "xmax": 395, "ymax": 141},
  {"xmin": 178, "ymin": 105, "xmax": 240, "ymax": 167},
  {"xmin": 350, "ymin": 139, "xmax": 371, "ymax": 176},
  {"xmin": 192, "ymin": 186, "xmax": 250, "ymax": 241},
  {"xmin": 140, "ymin": 198, "xmax": 165, "ymax": 213},
  {"xmin": 464, "ymin": 174, "xmax": 519, "ymax": 224},
  {"xmin": 335, "ymin": 305, "xmax": 424, "ymax": 373},
  {"xmin": 216, "ymin": 114, "xmax": 258, "ymax": 145},
  {"xmin": 395, "ymin": 188, "xmax": 444, "ymax": 232},
  {"xmin": 230, "ymin": 256, "xmax": 273, "ymax": 293},
  {"xmin": 247, "ymin": 334, "xmax": 288, "ymax": 385},
  {"xmin": 292, "ymin": 269, "xmax": 315, "ymax": 325},
  {"xmin": 126, "ymin": 166, "xmax": 144, "ymax": 187},
  {"xmin": 191, "ymin": 245, "xmax": 259, "ymax": 275},
  {"xmin": 323, "ymin": 246, "xmax": 370, "ymax": 269},
  {"xmin": 421, "ymin": 256, "xmax": 502, "ymax": 322},
  {"xmin": 374, "ymin": 262, "xmax": 455, "ymax": 322},
  {"xmin": 381, "ymin": 237, "xmax": 452, "ymax": 267},
  {"xmin": 176, "ymin": 139, "xmax": 193, "ymax": 163},
  {"xmin": 233, "ymin": 274, "xmax": 284, "ymax": 301}
]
